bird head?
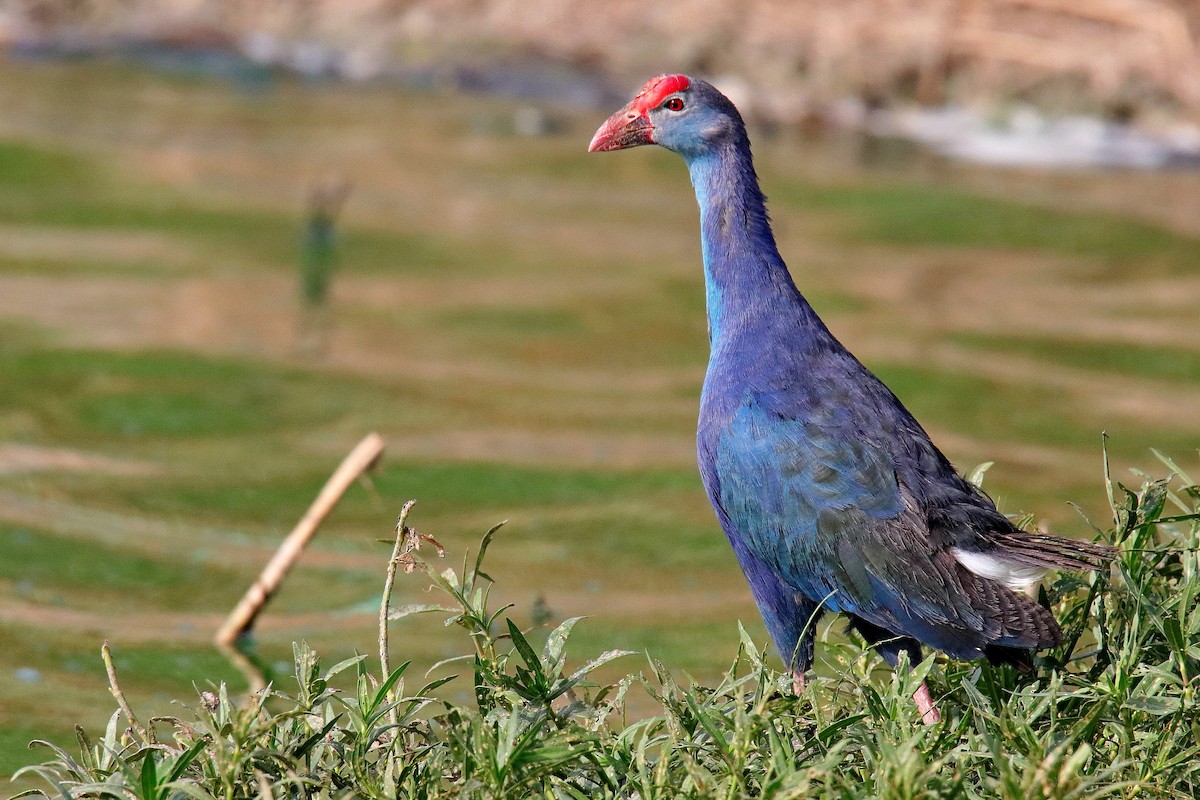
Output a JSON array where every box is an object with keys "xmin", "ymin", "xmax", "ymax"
[{"xmin": 588, "ymin": 74, "xmax": 742, "ymax": 159}]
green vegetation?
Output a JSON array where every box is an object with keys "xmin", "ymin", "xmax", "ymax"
[
  {"xmin": 777, "ymin": 180, "xmax": 1200, "ymax": 275},
  {"xmin": 872, "ymin": 364, "xmax": 1095, "ymax": 448},
  {"xmin": 951, "ymin": 332, "xmax": 1200, "ymax": 385},
  {"xmin": 0, "ymin": 523, "xmax": 239, "ymax": 610},
  {"xmin": 0, "ymin": 141, "xmax": 91, "ymax": 189},
  {"xmin": 14, "ymin": 468, "xmax": 1200, "ymax": 799},
  {"xmin": 0, "ymin": 348, "xmax": 390, "ymax": 442}
]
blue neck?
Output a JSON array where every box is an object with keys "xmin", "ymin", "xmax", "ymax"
[{"xmin": 684, "ymin": 139, "xmax": 820, "ymax": 345}]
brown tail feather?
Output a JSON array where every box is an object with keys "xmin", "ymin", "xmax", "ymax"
[
  {"xmin": 956, "ymin": 563, "xmax": 1062, "ymax": 650},
  {"xmin": 991, "ymin": 531, "xmax": 1115, "ymax": 572}
]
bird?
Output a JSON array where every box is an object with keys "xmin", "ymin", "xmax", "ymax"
[{"xmin": 589, "ymin": 74, "xmax": 1114, "ymax": 724}]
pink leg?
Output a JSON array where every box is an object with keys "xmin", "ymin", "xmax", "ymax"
[
  {"xmin": 795, "ymin": 671, "xmax": 938, "ymax": 724},
  {"xmin": 913, "ymin": 681, "xmax": 941, "ymax": 726}
]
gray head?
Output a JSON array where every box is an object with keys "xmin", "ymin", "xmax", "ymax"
[{"xmin": 588, "ymin": 74, "xmax": 746, "ymax": 160}]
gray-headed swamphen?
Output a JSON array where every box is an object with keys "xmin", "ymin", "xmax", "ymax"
[{"xmin": 589, "ymin": 75, "xmax": 1113, "ymax": 724}]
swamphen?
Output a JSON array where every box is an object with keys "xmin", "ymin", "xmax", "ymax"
[{"xmin": 589, "ymin": 75, "xmax": 1113, "ymax": 724}]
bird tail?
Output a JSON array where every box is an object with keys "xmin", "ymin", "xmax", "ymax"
[
  {"xmin": 964, "ymin": 532, "xmax": 1113, "ymax": 669},
  {"xmin": 990, "ymin": 530, "xmax": 1115, "ymax": 572},
  {"xmin": 955, "ymin": 563, "xmax": 1063, "ymax": 651}
]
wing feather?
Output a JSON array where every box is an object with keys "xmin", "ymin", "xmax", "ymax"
[{"xmin": 712, "ymin": 388, "xmax": 1062, "ymax": 659}]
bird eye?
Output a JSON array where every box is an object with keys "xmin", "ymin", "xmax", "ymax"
[{"xmin": 664, "ymin": 97, "xmax": 685, "ymax": 112}]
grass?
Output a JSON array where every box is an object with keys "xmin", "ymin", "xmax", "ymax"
[
  {"xmin": 951, "ymin": 332, "xmax": 1200, "ymax": 386},
  {"xmin": 0, "ymin": 141, "xmax": 91, "ymax": 189},
  {"xmin": 11, "ymin": 465, "xmax": 1200, "ymax": 799},
  {"xmin": 46, "ymin": 458, "xmax": 696, "ymax": 528},
  {"xmin": 0, "ymin": 347, "xmax": 399, "ymax": 444},
  {"xmin": 775, "ymin": 180, "xmax": 1200, "ymax": 276},
  {"xmin": 0, "ymin": 523, "xmax": 240, "ymax": 611},
  {"xmin": 873, "ymin": 363, "xmax": 1093, "ymax": 448},
  {"xmin": 0, "ymin": 520, "xmax": 383, "ymax": 617},
  {"xmin": 1, "ymin": 59, "xmax": 1199, "ymax": 789}
]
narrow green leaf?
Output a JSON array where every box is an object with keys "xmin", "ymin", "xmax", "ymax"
[
  {"xmin": 542, "ymin": 616, "xmax": 586, "ymax": 670},
  {"xmin": 291, "ymin": 715, "xmax": 342, "ymax": 758},
  {"xmin": 507, "ymin": 620, "xmax": 541, "ymax": 674},
  {"xmin": 322, "ymin": 654, "xmax": 368, "ymax": 681},
  {"xmin": 369, "ymin": 661, "xmax": 411, "ymax": 715},
  {"xmin": 426, "ymin": 654, "xmax": 475, "ymax": 678},
  {"xmin": 1125, "ymin": 695, "xmax": 1181, "ymax": 715},
  {"xmin": 473, "ymin": 521, "xmax": 507, "ymax": 582},
  {"xmin": 567, "ymin": 649, "xmax": 637, "ymax": 684},
  {"xmin": 10, "ymin": 766, "xmax": 75, "ymax": 800},
  {"xmin": 22, "ymin": 740, "xmax": 85, "ymax": 779},
  {"xmin": 816, "ymin": 714, "xmax": 869, "ymax": 747},
  {"xmin": 165, "ymin": 739, "xmax": 207, "ymax": 784},
  {"xmin": 389, "ymin": 603, "xmax": 457, "ymax": 620},
  {"xmin": 164, "ymin": 783, "xmax": 218, "ymax": 800},
  {"xmin": 140, "ymin": 752, "xmax": 158, "ymax": 800}
]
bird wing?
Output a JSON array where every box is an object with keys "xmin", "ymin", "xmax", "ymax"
[{"xmin": 710, "ymin": 386, "xmax": 1053, "ymax": 660}]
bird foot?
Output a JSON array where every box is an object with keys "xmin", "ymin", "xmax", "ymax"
[
  {"xmin": 913, "ymin": 681, "xmax": 941, "ymax": 726},
  {"xmin": 796, "ymin": 671, "xmax": 937, "ymax": 725}
]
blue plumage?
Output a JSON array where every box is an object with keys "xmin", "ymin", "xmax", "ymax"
[{"xmin": 590, "ymin": 75, "xmax": 1113, "ymax": 716}]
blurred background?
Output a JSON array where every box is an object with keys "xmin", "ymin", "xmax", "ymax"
[{"xmin": 1, "ymin": 0, "xmax": 1199, "ymax": 778}]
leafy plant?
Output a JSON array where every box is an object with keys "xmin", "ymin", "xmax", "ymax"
[{"xmin": 12, "ymin": 457, "xmax": 1200, "ymax": 798}]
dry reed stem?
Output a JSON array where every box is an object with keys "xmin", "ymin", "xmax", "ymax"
[
  {"xmin": 379, "ymin": 499, "xmax": 416, "ymax": 728},
  {"xmin": 379, "ymin": 501, "xmax": 444, "ymax": 727},
  {"xmin": 102, "ymin": 640, "xmax": 148, "ymax": 744},
  {"xmin": 215, "ymin": 432, "xmax": 386, "ymax": 647}
]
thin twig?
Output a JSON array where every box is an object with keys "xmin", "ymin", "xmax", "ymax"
[
  {"xmin": 102, "ymin": 641, "xmax": 148, "ymax": 744},
  {"xmin": 380, "ymin": 500, "xmax": 416, "ymax": 727},
  {"xmin": 378, "ymin": 501, "xmax": 445, "ymax": 727}
]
